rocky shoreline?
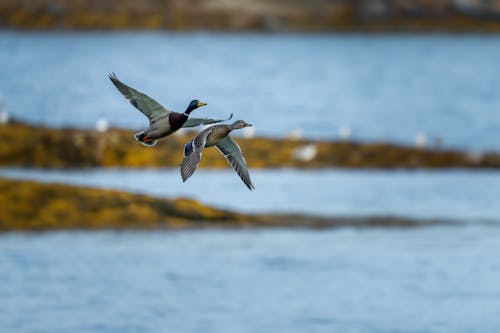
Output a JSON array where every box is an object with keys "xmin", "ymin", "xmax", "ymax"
[
  {"xmin": 2, "ymin": 0, "xmax": 500, "ymax": 32},
  {"xmin": 0, "ymin": 177, "xmax": 454, "ymax": 231},
  {"xmin": 1, "ymin": 122, "xmax": 499, "ymax": 169}
]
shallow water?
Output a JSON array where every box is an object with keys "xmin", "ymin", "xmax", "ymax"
[
  {"xmin": 1, "ymin": 227, "xmax": 500, "ymax": 333},
  {"xmin": 1, "ymin": 167, "xmax": 500, "ymax": 221},
  {"xmin": 1, "ymin": 32, "xmax": 500, "ymax": 149}
]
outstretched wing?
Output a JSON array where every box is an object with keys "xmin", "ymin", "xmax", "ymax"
[
  {"xmin": 182, "ymin": 113, "xmax": 233, "ymax": 128},
  {"xmin": 109, "ymin": 73, "xmax": 171, "ymax": 123},
  {"xmin": 216, "ymin": 136, "xmax": 254, "ymax": 190},
  {"xmin": 180, "ymin": 129, "xmax": 211, "ymax": 182}
]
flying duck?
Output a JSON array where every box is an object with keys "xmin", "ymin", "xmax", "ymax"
[
  {"xmin": 109, "ymin": 73, "xmax": 232, "ymax": 146},
  {"xmin": 181, "ymin": 120, "xmax": 255, "ymax": 190}
]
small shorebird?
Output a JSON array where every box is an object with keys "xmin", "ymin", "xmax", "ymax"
[
  {"xmin": 109, "ymin": 73, "xmax": 232, "ymax": 146},
  {"xmin": 180, "ymin": 120, "xmax": 255, "ymax": 190}
]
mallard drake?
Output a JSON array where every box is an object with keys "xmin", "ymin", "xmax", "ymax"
[
  {"xmin": 181, "ymin": 120, "xmax": 255, "ymax": 190},
  {"xmin": 109, "ymin": 73, "xmax": 232, "ymax": 146}
]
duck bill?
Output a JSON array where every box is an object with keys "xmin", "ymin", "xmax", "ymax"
[{"xmin": 197, "ymin": 101, "xmax": 207, "ymax": 107}]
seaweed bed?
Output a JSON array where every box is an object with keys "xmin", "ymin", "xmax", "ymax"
[
  {"xmin": 1, "ymin": 122, "xmax": 499, "ymax": 169},
  {"xmin": 0, "ymin": 177, "xmax": 454, "ymax": 231},
  {"xmin": 2, "ymin": 0, "xmax": 500, "ymax": 32}
]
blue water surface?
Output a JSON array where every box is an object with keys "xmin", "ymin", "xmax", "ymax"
[
  {"xmin": 1, "ymin": 227, "xmax": 500, "ymax": 333},
  {"xmin": 1, "ymin": 32, "xmax": 500, "ymax": 149}
]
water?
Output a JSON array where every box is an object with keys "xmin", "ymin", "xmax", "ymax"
[
  {"xmin": 2, "ymin": 32, "xmax": 500, "ymax": 332},
  {"xmin": 1, "ymin": 32, "xmax": 500, "ymax": 150},
  {"xmin": 1, "ymin": 168, "xmax": 500, "ymax": 222},
  {"xmin": 1, "ymin": 227, "xmax": 500, "ymax": 333}
]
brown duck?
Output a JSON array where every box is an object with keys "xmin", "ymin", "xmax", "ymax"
[{"xmin": 181, "ymin": 120, "xmax": 254, "ymax": 190}]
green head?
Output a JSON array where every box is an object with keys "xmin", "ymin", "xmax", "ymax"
[
  {"xmin": 185, "ymin": 99, "xmax": 207, "ymax": 114},
  {"xmin": 231, "ymin": 120, "xmax": 253, "ymax": 129}
]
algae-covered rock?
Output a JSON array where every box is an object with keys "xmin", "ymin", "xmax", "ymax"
[
  {"xmin": 1, "ymin": 122, "xmax": 499, "ymax": 169},
  {"xmin": 0, "ymin": 177, "xmax": 243, "ymax": 231},
  {"xmin": 0, "ymin": 177, "xmax": 451, "ymax": 231}
]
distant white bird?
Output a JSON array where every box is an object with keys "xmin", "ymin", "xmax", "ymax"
[
  {"xmin": 0, "ymin": 111, "xmax": 8, "ymax": 125},
  {"xmin": 286, "ymin": 128, "xmax": 303, "ymax": 140},
  {"xmin": 338, "ymin": 125, "xmax": 351, "ymax": 140},
  {"xmin": 0, "ymin": 100, "xmax": 8, "ymax": 125},
  {"xmin": 466, "ymin": 151, "xmax": 483, "ymax": 164},
  {"xmin": 414, "ymin": 132, "xmax": 427, "ymax": 148},
  {"xmin": 95, "ymin": 118, "xmax": 109, "ymax": 132},
  {"xmin": 293, "ymin": 144, "xmax": 317, "ymax": 162}
]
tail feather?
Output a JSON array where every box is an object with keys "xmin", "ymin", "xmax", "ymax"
[{"xmin": 134, "ymin": 131, "xmax": 157, "ymax": 147}]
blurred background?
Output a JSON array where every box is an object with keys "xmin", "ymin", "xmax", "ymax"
[{"xmin": 1, "ymin": 1, "xmax": 500, "ymax": 332}]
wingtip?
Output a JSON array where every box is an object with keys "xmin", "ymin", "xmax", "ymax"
[
  {"xmin": 108, "ymin": 72, "xmax": 118, "ymax": 82},
  {"xmin": 180, "ymin": 171, "xmax": 188, "ymax": 183}
]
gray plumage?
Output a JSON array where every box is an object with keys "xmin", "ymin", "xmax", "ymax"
[
  {"xmin": 181, "ymin": 120, "xmax": 255, "ymax": 190},
  {"xmin": 109, "ymin": 73, "xmax": 232, "ymax": 146}
]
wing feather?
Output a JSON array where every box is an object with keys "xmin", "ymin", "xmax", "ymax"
[
  {"xmin": 216, "ymin": 136, "xmax": 254, "ymax": 190},
  {"xmin": 182, "ymin": 113, "xmax": 233, "ymax": 128},
  {"xmin": 109, "ymin": 73, "xmax": 171, "ymax": 123},
  {"xmin": 180, "ymin": 129, "xmax": 211, "ymax": 182}
]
